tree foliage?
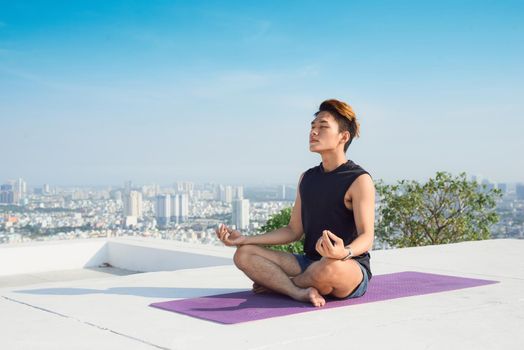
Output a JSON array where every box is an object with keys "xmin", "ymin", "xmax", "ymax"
[
  {"xmin": 375, "ymin": 171, "xmax": 502, "ymax": 248},
  {"xmin": 258, "ymin": 207, "xmax": 304, "ymax": 253}
]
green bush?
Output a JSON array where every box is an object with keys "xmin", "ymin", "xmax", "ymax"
[
  {"xmin": 375, "ymin": 171, "xmax": 502, "ymax": 248},
  {"xmin": 258, "ymin": 207, "xmax": 304, "ymax": 253}
]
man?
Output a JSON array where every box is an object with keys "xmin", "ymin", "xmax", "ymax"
[{"xmin": 216, "ymin": 99, "xmax": 375, "ymax": 307}]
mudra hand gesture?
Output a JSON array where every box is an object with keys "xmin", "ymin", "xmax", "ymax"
[
  {"xmin": 215, "ymin": 223, "xmax": 247, "ymax": 247},
  {"xmin": 315, "ymin": 230, "xmax": 347, "ymax": 259}
]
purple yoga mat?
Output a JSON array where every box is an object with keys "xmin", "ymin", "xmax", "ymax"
[{"xmin": 149, "ymin": 271, "xmax": 498, "ymax": 324}]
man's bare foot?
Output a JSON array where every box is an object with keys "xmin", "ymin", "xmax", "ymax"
[
  {"xmin": 295, "ymin": 287, "xmax": 326, "ymax": 307},
  {"xmin": 251, "ymin": 282, "xmax": 325, "ymax": 307}
]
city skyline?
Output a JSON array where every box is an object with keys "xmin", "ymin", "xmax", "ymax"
[
  {"xmin": 1, "ymin": 1, "xmax": 523, "ymax": 186},
  {"xmin": 0, "ymin": 175, "xmax": 520, "ymax": 191}
]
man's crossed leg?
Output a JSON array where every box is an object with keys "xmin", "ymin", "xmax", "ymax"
[{"xmin": 233, "ymin": 244, "xmax": 364, "ymax": 307}]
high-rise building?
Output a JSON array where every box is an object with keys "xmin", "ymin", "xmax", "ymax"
[
  {"xmin": 516, "ymin": 184, "xmax": 524, "ymax": 200},
  {"xmin": 179, "ymin": 193, "xmax": 189, "ymax": 223},
  {"xmin": 175, "ymin": 181, "xmax": 194, "ymax": 193},
  {"xmin": 15, "ymin": 178, "xmax": 26, "ymax": 197},
  {"xmin": 281, "ymin": 185, "xmax": 286, "ymax": 200},
  {"xmin": 219, "ymin": 185, "xmax": 233, "ymax": 203},
  {"xmin": 155, "ymin": 194, "xmax": 171, "ymax": 227},
  {"xmin": 497, "ymin": 183, "xmax": 507, "ymax": 195},
  {"xmin": 123, "ymin": 191, "xmax": 142, "ymax": 218},
  {"xmin": 232, "ymin": 198, "xmax": 250, "ymax": 230},
  {"xmin": 170, "ymin": 194, "xmax": 180, "ymax": 225},
  {"xmin": 168, "ymin": 193, "xmax": 189, "ymax": 224},
  {"xmin": 142, "ymin": 184, "xmax": 160, "ymax": 197},
  {"xmin": 0, "ymin": 183, "xmax": 15, "ymax": 204},
  {"xmin": 124, "ymin": 180, "xmax": 133, "ymax": 194},
  {"xmin": 234, "ymin": 186, "xmax": 244, "ymax": 200}
]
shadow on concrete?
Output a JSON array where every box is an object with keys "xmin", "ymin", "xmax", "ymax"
[{"xmin": 13, "ymin": 286, "xmax": 248, "ymax": 298}]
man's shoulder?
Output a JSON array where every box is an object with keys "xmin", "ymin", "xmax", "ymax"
[
  {"xmin": 297, "ymin": 165, "xmax": 320, "ymax": 189},
  {"xmin": 303, "ymin": 164, "xmax": 321, "ymax": 175},
  {"xmin": 347, "ymin": 160, "xmax": 372, "ymax": 180}
]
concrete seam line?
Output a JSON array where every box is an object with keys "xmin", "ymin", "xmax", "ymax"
[{"xmin": 1, "ymin": 295, "xmax": 172, "ymax": 350}]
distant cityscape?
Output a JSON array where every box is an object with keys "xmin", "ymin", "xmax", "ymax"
[
  {"xmin": 0, "ymin": 178, "xmax": 296, "ymax": 246},
  {"xmin": 1, "ymin": 176, "xmax": 523, "ymax": 246}
]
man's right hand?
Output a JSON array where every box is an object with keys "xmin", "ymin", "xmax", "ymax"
[{"xmin": 215, "ymin": 223, "xmax": 247, "ymax": 247}]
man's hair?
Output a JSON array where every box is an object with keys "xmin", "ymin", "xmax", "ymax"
[{"xmin": 314, "ymin": 99, "xmax": 361, "ymax": 153}]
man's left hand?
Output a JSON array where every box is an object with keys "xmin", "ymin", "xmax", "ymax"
[{"xmin": 315, "ymin": 230, "xmax": 347, "ymax": 260}]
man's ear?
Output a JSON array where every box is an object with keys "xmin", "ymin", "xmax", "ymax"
[{"xmin": 341, "ymin": 130, "xmax": 350, "ymax": 144}]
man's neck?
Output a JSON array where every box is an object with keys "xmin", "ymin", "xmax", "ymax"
[{"xmin": 320, "ymin": 152, "xmax": 348, "ymax": 172}]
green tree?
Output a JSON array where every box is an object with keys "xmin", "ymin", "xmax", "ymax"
[
  {"xmin": 258, "ymin": 207, "xmax": 304, "ymax": 253},
  {"xmin": 375, "ymin": 171, "xmax": 502, "ymax": 248}
]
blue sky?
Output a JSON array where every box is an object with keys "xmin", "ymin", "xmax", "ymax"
[{"xmin": 1, "ymin": 0, "xmax": 523, "ymax": 186}]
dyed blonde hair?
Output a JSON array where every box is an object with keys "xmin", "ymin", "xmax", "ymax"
[{"xmin": 314, "ymin": 99, "xmax": 361, "ymax": 152}]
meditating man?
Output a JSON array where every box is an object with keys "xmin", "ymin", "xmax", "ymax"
[{"xmin": 215, "ymin": 99, "xmax": 375, "ymax": 307}]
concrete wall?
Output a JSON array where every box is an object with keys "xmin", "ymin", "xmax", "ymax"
[
  {"xmin": 107, "ymin": 241, "xmax": 233, "ymax": 272},
  {"xmin": 0, "ymin": 239, "xmax": 108, "ymax": 276},
  {"xmin": 0, "ymin": 238, "xmax": 234, "ymax": 276}
]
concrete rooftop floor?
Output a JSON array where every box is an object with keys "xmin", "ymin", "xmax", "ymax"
[{"xmin": 1, "ymin": 238, "xmax": 523, "ymax": 350}]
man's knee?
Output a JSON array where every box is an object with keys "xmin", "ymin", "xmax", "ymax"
[
  {"xmin": 233, "ymin": 244, "xmax": 257, "ymax": 269},
  {"xmin": 308, "ymin": 259, "xmax": 339, "ymax": 283}
]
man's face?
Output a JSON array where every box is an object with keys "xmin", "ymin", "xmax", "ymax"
[{"xmin": 309, "ymin": 111, "xmax": 349, "ymax": 153}]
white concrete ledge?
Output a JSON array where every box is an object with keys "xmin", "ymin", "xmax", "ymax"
[
  {"xmin": 0, "ymin": 239, "xmax": 108, "ymax": 276},
  {"xmin": 107, "ymin": 238, "xmax": 234, "ymax": 273},
  {"xmin": 0, "ymin": 238, "xmax": 234, "ymax": 277}
]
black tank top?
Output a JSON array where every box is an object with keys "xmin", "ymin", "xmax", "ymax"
[{"xmin": 300, "ymin": 159, "xmax": 373, "ymax": 280}]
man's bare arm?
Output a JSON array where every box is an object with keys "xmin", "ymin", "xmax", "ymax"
[
  {"xmin": 346, "ymin": 173, "xmax": 375, "ymax": 256},
  {"xmin": 243, "ymin": 173, "xmax": 305, "ymax": 246}
]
